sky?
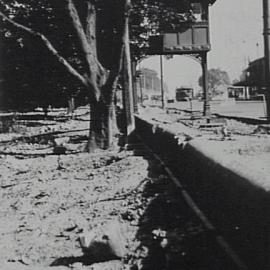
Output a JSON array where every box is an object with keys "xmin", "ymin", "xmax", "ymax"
[{"xmin": 140, "ymin": 0, "xmax": 264, "ymax": 94}]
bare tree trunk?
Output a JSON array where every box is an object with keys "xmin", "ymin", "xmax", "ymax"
[
  {"xmin": 67, "ymin": 97, "xmax": 75, "ymax": 115},
  {"xmin": 0, "ymin": 0, "xmax": 130, "ymax": 152},
  {"xmin": 87, "ymin": 98, "xmax": 115, "ymax": 151},
  {"xmin": 86, "ymin": 0, "xmax": 131, "ymax": 151}
]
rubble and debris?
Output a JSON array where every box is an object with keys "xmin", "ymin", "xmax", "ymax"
[{"xmin": 79, "ymin": 220, "xmax": 127, "ymax": 261}]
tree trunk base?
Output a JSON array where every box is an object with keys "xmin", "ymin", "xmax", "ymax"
[{"xmin": 86, "ymin": 101, "xmax": 118, "ymax": 152}]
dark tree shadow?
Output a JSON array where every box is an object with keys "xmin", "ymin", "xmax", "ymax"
[
  {"xmin": 50, "ymin": 242, "xmax": 120, "ymax": 267},
  {"xmin": 127, "ymin": 134, "xmax": 236, "ymax": 270},
  {"xmin": 17, "ymin": 114, "xmax": 68, "ymax": 121},
  {"xmin": 0, "ymin": 128, "xmax": 89, "ymax": 145},
  {"xmin": 50, "ymin": 255, "xmax": 93, "ymax": 267},
  {"xmin": 0, "ymin": 150, "xmax": 82, "ymax": 158}
]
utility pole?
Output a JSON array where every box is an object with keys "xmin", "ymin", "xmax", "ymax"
[
  {"xmin": 263, "ymin": 1, "xmax": 270, "ymax": 267},
  {"xmin": 131, "ymin": 61, "xmax": 138, "ymax": 114},
  {"xmin": 160, "ymin": 55, "xmax": 165, "ymax": 109},
  {"xmin": 139, "ymin": 74, "xmax": 143, "ymax": 105},
  {"xmin": 263, "ymin": 0, "xmax": 270, "ymax": 121}
]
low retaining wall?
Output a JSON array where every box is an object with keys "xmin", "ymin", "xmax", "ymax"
[{"xmin": 135, "ymin": 116, "xmax": 270, "ymax": 270}]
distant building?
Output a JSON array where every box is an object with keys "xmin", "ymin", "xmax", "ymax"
[
  {"xmin": 233, "ymin": 57, "xmax": 266, "ymax": 99},
  {"xmin": 136, "ymin": 68, "xmax": 169, "ymax": 101},
  {"xmin": 227, "ymin": 86, "xmax": 249, "ymax": 100}
]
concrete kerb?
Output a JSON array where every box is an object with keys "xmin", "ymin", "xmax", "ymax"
[
  {"xmin": 135, "ymin": 115, "xmax": 270, "ymax": 270},
  {"xmin": 214, "ymin": 113, "xmax": 268, "ymax": 125}
]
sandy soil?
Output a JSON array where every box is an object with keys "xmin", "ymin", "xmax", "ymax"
[
  {"xmin": 1, "ymin": 105, "xmax": 269, "ymax": 270},
  {"xmin": 0, "ymin": 108, "xmax": 142, "ymax": 270},
  {"xmin": 0, "ymin": 107, "xmax": 227, "ymax": 270}
]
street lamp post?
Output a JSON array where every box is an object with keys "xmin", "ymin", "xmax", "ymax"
[
  {"xmin": 131, "ymin": 61, "xmax": 139, "ymax": 114},
  {"xmin": 139, "ymin": 74, "xmax": 143, "ymax": 105}
]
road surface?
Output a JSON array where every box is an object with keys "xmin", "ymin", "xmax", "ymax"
[{"xmin": 166, "ymin": 100, "xmax": 267, "ymax": 119}]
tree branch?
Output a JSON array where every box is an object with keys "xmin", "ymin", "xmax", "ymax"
[
  {"xmin": 66, "ymin": 0, "xmax": 92, "ymax": 62},
  {"xmin": 0, "ymin": 10, "xmax": 88, "ymax": 87},
  {"xmin": 66, "ymin": 0, "xmax": 107, "ymax": 101},
  {"xmin": 105, "ymin": 0, "xmax": 132, "ymax": 103},
  {"xmin": 85, "ymin": 0, "xmax": 97, "ymax": 55}
]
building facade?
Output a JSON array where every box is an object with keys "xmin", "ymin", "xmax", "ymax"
[
  {"xmin": 136, "ymin": 68, "xmax": 169, "ymax": 102},
  {"xmin": 234, "ymin": 57, "xmax": 266, "ymax": 99}
]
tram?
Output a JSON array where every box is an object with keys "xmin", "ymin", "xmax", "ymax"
[{"xmin": 175, "ymin": 87, "xmax": 194, "ymax": 101}]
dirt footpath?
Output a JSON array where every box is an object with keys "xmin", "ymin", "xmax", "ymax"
[
  {"xmin": 0, "ymin": 108, "xmax": 148, "ymax": 269},
  {"xmin": 0, "ymin": 109, "xmax": 223, "ymax": 270},
  {"xmin": 0, "ymin": 146, "xmax": 148, "ymax": 269},
  {"xmin": 2, "ymin": 106, "xmax": 269, "ymax": 270}
]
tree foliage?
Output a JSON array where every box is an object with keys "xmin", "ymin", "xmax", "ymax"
[
  {"xmin": 0, "ymin": 0, "xmax": 198, "ymax": 101},
  {"xmin": 198, "ymin": 68, "xmax": 231, "ymax": 96},
  {"xmin": 130, "ymin": 0, "xmax": 197, "ymax": 61},
  {"xmin": 0, "ymin": 0, "xmax": 128, "ymax": 150},
  {"xmin": 0, "ymin": 0, "xmax": 197, "ymax": 150},
  {"xmin": 0, "ymin": 0, "xmax": 87, "ymax": 110},
  {"xmin": 0, "ymin": 26, "xmax": 84, "ymax": 111}
]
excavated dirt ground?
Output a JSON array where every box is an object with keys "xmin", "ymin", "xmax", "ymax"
[
  {"xmin": 1, "ymin": 106, "xmax": 269, "ymax": 270},
  {"xmin": 0, "ymin": 107, "xmax": 232, "ymax": 270}
]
